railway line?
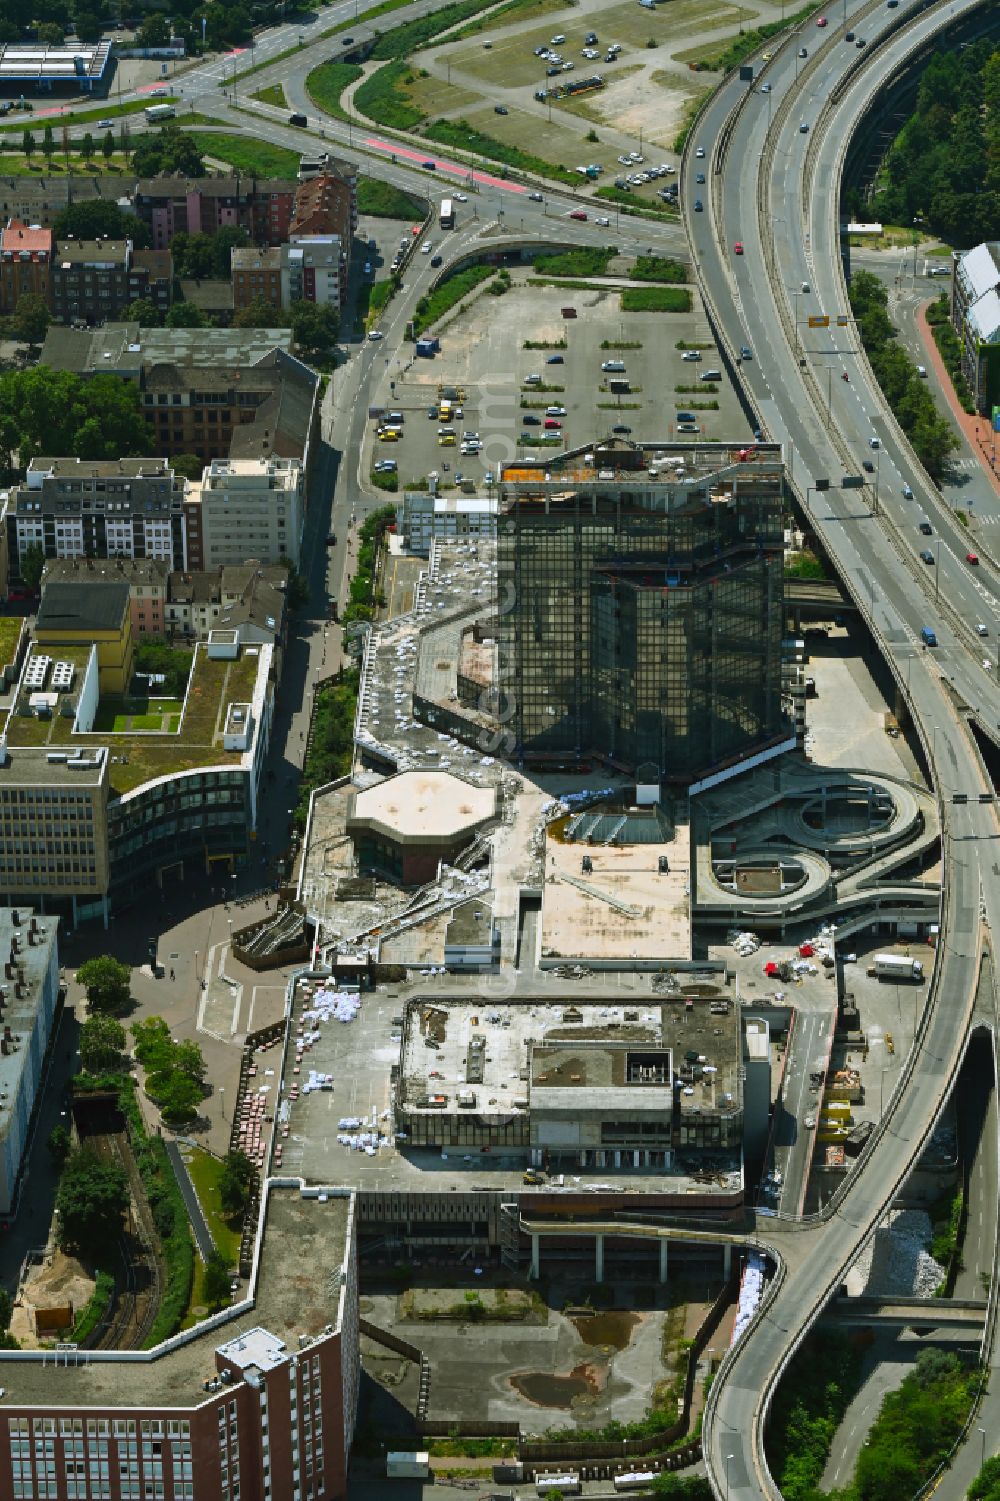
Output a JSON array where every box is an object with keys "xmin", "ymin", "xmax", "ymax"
[{"xmin": 77, "ymin": 1124, "xmax": 163, "ymax": 1351}]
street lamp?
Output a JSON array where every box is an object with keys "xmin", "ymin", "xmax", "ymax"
[
  {"xmin": 979, "ymin": 1427, "xmax": 987, "ymax": 1469},
  {"xmin": 726, "ymin": 1453, "xmax": 736, "ymax": 1501}
]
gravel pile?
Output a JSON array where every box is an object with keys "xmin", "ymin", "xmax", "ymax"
[{"xmin": 850, "ymin": 1209, "xmax": 945, "ymax": 1299}]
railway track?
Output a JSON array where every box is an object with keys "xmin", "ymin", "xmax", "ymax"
[{"xmin": 79, "ymin": 1126, "xmax": 163, "ymax": 1351}]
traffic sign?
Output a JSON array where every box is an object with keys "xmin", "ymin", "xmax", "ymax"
[
  {"xmin": 842, "ymin": 476, "xmax": 865, "ymax": 489},
  {"xmin": 808, "ymin": 315, "xmax": 830, "ymax": 328},
  {"xmin": 836, "ymin": 315, "xmax": 849, "ymax": 326}
]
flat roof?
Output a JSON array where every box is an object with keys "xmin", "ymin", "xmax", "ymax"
[
  {"xmin": 349, "ymin": 771, "xmax": 496, "ymax": 845},
  {"xmin": 0, "ymin": 40, "xmax": 111, "ymax": 83},
  {"xmin": 0, "ymin": 1188, "xmax": 350, "ymax": 1410},
  {"xmin": 541, "ymin": 823, "xmax": 692, "ymax": 964},
  {"xmin": 0, "ymin": 743, "xmax": 107, "ymax": 789},
  {"xmin": 3, "ymin": 642, "xmax": 269, "ymax": 797},
  {"xmin": 0, "ymin": 909, "xmax": 58, "ymax": 1144}
]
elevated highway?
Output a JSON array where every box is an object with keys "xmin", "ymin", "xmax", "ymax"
[
  {"xmin": 684, "ymin": 3, "xmax": 1000, "ymax": 1501},
  {"xmin": 823, "ymin": 1296, "xmax": 988, "ymax": 1331}
]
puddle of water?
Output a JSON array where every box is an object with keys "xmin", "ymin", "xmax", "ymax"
[
  {"xmin": 510, "ymin": 1363, "xmax": 600, "ymax": 1409},
  {"xmin": 571, "ymin": 1309, "xmax": 641, "ymax": 1350}
]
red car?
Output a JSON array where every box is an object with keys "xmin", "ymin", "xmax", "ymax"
[
  {"xmin": 816, "ymin": 14, "xmax": 828, "ymax": 24},
  {"xmin": 966, "ymin": 552, "xmax": 980, "ymax": 565},
  {"xmin": 568, "ymin": 210, "xmax": 588, "ymax": 220},
  {"xmin": 734, "ymin": 241, "xmax": 744, "ymax": 255}
]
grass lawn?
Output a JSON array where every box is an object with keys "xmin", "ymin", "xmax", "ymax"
[
  {"xmin": 621, "ymin": 286, "xmax": 691, "ymax": 311},
  {"xmin": 306, "ymin": 60, "xmax": 363, "ymax": 121},
  {"xmin": 357, "ymin": 178, "xmax": 426, "ymax": 218},
  {"xmin": 403, "ymin": 70, "xmax": 480, "ymax": 117},
  {"xmin": 0, "ymin": 150, "xmax": 132, "ymax": 174},
  {"xmin": 423, "ymin": 112, "xmax": 583, "ymax": 184},
  {"xmin": 448, "ymin": 0, "xmax": 564, "ymax": 40},
  {"xmin": 185, "ymin": 1147, "xmax": 243, "ymax": 1265},
  {"xmin": 251, "ymin": 82, "xmax": 288, "ymax": 108},
  {"xmin": 0, "ymin": 616, "xmax": 23, "ymax": 668},
  {"xmin": 197, "ymin": 132, "xmax": 301, "ymax": 177}
]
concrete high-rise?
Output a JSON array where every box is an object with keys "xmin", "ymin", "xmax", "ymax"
[{"xmin": 498, "ymin": 441, "xmax": 790, "ymax": 786}]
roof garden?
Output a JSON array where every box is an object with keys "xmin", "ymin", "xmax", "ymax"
[{"xmin": 3, "ymin": 642, "xmax": 268, "ymax": 796}]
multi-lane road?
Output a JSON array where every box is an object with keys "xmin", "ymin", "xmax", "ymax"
[{"xmin": 688, "ymin": 3, "xmax": 1000, "ymax": 1500}]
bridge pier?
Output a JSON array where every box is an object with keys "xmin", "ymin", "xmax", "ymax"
[
  {"xmin": 723, "ymin": 1244, "xmax": 732, "ymax": 1280},
  {"xmin": 659, "ymin": 1238, "xmax": 669, "ymax": 1284},
  {"xmin": 595, "ymin": 1233, "xmax": 604, "ymax": 1283},
  {"xmin": 530, "ymin": 1232, "xmax": 539, "ymax": 1280}
]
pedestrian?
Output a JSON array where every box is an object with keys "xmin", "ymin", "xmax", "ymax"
[{"xmin": 170, "ymin": 967, "xmax": 175, "ymax": 981}]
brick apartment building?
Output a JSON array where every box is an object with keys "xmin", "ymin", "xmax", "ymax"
[
  {"xmin": 49, "ymin": 239, "xmax": 173, "ymax": 324},
  {"xmin": 231, "ymin": 246, "xmax": 282, "ymax": 312},
  {"xmin": 0, "ymin": 218, "xmax": 52, "ymax": 314},
  {"xmin": 232, "ymin": 239, "xmax": 344, "ymax": 312},
  {"xmin": 134, "ymin": 175, "xmax": 297, "ymax": 251}
]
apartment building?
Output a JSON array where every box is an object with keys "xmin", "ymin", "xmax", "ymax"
[
  {"xmin": 231, "ymin": 246, "xmax": 282, "ymax": 312},
  {"xmin": 0, "ymin": 176, "xmax": 129, "ymax": 231},
  {"xmin": 0, "ymin": 907, "xmax": 60, "ymax": 1216},
  {"xmin": 165, "ymin": 562, "xmax": 287, "ymax": 646},
  {"xmin": 6, "ymin": 457, "xmax": 187, "ymax": 586},
  {"xmin": 0, "ymin": 744, "xmax": 111, "ymax": 925},
  {"xmin": 0, "ymin": 219, "xmax": 51, "ymax": 314},
  {"xmin": 48, "ymin": 238, "xmax": 174, "ymax": 325},
  {"xmin": 186, "ymin": 457, "xmax": 304, "ymax": 569},
  {"xmin": 291, "ymin": 167, "xmax": 356, "ymax": 246},
  {"xmin": 133, "ymin": 175, "xmax": 297, "ymax": 250},
  {"xmin": 40, "ymin": 556, "xmax": 170, "ymax": 637}
]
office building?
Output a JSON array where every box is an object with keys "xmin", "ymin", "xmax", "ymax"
[
  {"xmin": 185, "ymin": 457, "xmax": 304, "ymax": 569},
  {"xmin": 497, "ymin": 440, "xmax": 788, "ymax": 785},
  {"xmin": 6, "ymin": 458, "xmax": 187, "ymax": 586},
  {"xmin": 397, "ymin": 492, "xmax": 498, "ymax": 556},
  {"xmin": 41, "ymin": 556, "xmax": 170, "ymax": 638},
  {"xmin": 40, "ymin": 325, "xmax": 320, "ymax": 471},
  {"xmin": 134, "ymin": 175, "xmax": 297, "ymax": 250},
  {"xmin": 952, "ymin": 242, "xmax": 1000, "ymax": 416},
  {"xmin": 34, "ymin": 579, "xmax": 134, "ymax": 695},
  {"xmin": 0, "ymin": 907, "xmax": 60, "ymax": 1215},
  {"xmin": 0, "ymin": 744, "xmax": 111, "ymax": 922},
  {"xmin": 0, "ymin": 219, "xmax": 51, "ymax": 314},
  {"xmin": 0, "ymin": 1186, "xmax": 359, "ymax": 1501}
]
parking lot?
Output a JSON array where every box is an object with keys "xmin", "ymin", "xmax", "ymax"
[{"xmin": 365, "ymin": 274, "xmax": 752, "ymax": 486}]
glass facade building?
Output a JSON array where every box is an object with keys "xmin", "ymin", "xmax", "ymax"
[{"xmin": 498, "ymin": 447, "xmax": 787, "ymax": 783}]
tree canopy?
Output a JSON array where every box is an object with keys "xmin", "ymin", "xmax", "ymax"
[
  {"xmin": 76, "ymin": 954, "xmax": 132, "ymax": 1016},
  {"xmin": 870, "ymin": 39, "xmax": 1000, "ymax": 246},
  {"xmin": 9, "ymin": 293, "xmax": 51, "ymax": 345},
  {"xmin": 171, "ymin": 226, "xmax": 249, "ymax": 281},
  {"xmin": 56, "ymin": 1148, "xmax": 129, "ymax": 1254},
  {"xmin": 52, "ymin": 199, "xmax": 151, "ymax": 250},
  {"xmin": 132, "ymin": 124, "xmax": 205, "ymax": 181},
  {"xmin": 290, "ymin": 298, "xmax": 339, "ymax": 358},
  {"xmin": 233, "ymin": 295, "xmax": 291, "ymax": 330},
  {"xmin": 219, "ymin": 1149, "xmax": 255, "ymax": 1218},
  {"xmin": 0, "ymin": 369, "xmax": 152, "ymax": 470},
  {"xmin": 203, "ymin": 1250, "xmax": 233, "ymax": 1309},
  {"xmin": 79, "ymin": 1014, "xmax": 127, "ymax": 1074},
  {"xmin": 132, "ymin": 1017, "xmax": 206, "ymax": 1125}
]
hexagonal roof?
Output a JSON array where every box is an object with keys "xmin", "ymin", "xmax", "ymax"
[{"xmin": 347, "ymin": 771, "xmax": 496, "ymax": 847}]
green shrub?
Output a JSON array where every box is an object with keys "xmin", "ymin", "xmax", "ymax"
[
  {"xmin": 696, "ymin": 5, "xmax": 815, "ymax": 73},
  {"xmin": 371, "ymin": 0, "xmax": 494, "ymax": 59},
  {"xmin": 621, "ymin": 287, "xmax": 691, "ymax": 312},
  {"xmin": 413, "ymin": 263, "xmax": 494, "ymax": 334},
  {"xmin": 534, "ymin": 247, "xmax": 616, "ymax": 277},
  {"xmin": 423, "ymin": 118, "xmax": 580, "ymax": 185},
  {"xmin": 71, "ymin": 1269, "xmax": 115, "ymax": 1344},
  {"xmin": 306, "ymin": 60, "xmax": 363, "ymax": 121},
  {"xmin": 630, "ymin": 255, "xmax": 687, "ymax": 284},
  {"xmin": 354, "ymin": 60, "xmax": 425, "ymax": 129},
  {"xmin": 357, "ymin": 179, "xmax": 425, "ymax": 219}
]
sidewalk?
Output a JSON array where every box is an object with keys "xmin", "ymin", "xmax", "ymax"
[{"xmin": 914, "ymin": 300, "xmax": 1000, "ymax": 504}]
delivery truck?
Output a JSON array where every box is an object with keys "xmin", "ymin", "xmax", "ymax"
[{"xmin": 868, "ymin": 953, "xmax": 923, "ymax": 981}]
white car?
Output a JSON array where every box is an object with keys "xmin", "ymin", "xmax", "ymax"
[
  {"xmin": 618, "ymin": 154, "xmax": 631, "ymax": 165},
  {"xmin": 367, "ymin": 329, "xmax": 383, "ymax": 341},
  {"xmin": 628, "ymin": 152, "xmax": 643, "ymax": 163},
  {"xmin": 976, "ymin": 623, "xmax": 989, "ymax": 637},
  {"xmin": 421, "ymin": 242, "xmax": 433, "ymax": 253},
  {"xmin": 455, "ymin": 192, "xmax": 468, "ymax": 201},
  {"xmin": 695, "ymin": 145, "xmax": 705, "ymax": 158},
  {"xmin": 682, "ymin": 350, "xmax": 702, "ymax": 361},
  {"xmin": 546, "ymin": 405, "xmax": 567, "ymax": 416},
  {"xmin": 595, "ymin": 215, "xmax": 610, "ymax": 225},
  {"xmin": 97, "ymin": 118, "xmax": 115, "ymax": 128},
  {"xmin": 551, "ymin": 32, "xmax": 566, "ymax": 43}
]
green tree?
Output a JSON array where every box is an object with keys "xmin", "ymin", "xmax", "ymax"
[
  {"xmin": 290, "ymin": 298, "xmax": 339, "ymax": 357},
  {"xmin": 211, "ymin": 225, "xmax": 249, "ymax": 279},
  {"xmin": 137, "ymin": 12, "xmax": 170, "ymax": 46},
  {"xmin": 11, "ymin": 293, "xmax": 50, "ymax": 346},
  {"xmin": 233, "ymin": 295, "xmax": 289, "ymax": 329},
  {"xmin": 0, "ymin": 1287, "xmax": 17, "ymax": 1350},
  {"xmin": 219, "ymin": 1149, "xmax": 255, "ymax": 1218},
  {"xmin": 203, "ymin": 1251, "xmax": 232, "ymax": 1310},
  {"xmin": 73, "ymin": 9, "xmax": 105, "ymax": 43},
  {"xmin": 38, "ymin": 21, "xmax": 66, "ymax": 44},
  {"xmin": 131, "ymin": 1016, "xmax": 174, "ymax": 1073},
  {"xmin": 22, "ymin": 129, "xmax": 35, "ymax": 158},
  {"xmin": 79, "ymin": 131, "xmax": 95, "ymax": 160},
  {"xmin": 42, "ymin": 124, "xmax": 55, "ymax": 165},
  {"xmin": 0, "ymin": 368, "xmax": 152, "ymax": 464},
  {"xmin": 76, "ymin": 954, "xmax": 132, "ymax": 1016},
  {"xmin": 172, "ymin": 1039, "xmax": 206, "ymax": 1083},
  {"xmin": 56, "ymin": 1148, "xmax": 128, "ymax": 1254},
  {"xmin": 79, "ymin": 1014, "xmax": 127, "ymax": 1074},
  {"xmin": 101, "ymin": 128, "xmax": 114, "ymax": 162},
  {"xmin": 47, "ymin": 1123, "xmax": 72, "ymax": 1163},
  {"xmin": 132, "ymin": 124, "xmax": 205, "ymax": 180},
  {"xmin": 18, "ymin": 541, "xmax": 45, "ymax": 593},
  {"xmin": 52, "ymin": 199, "xmax": 150, "ymax": 248},
  {"xmin": 165, "ymin": 302, "xmax": 208, "ymax": 328},
  {"xmin": 171, "ymin": 452, "xmax": 204, "ymax": 481},
  {"xmin": 149, "ymin": 1069, "xmax": 202, "ymax": 1124},
  {"xmin": 124, "ymin": 296, "xmax": 162, "ymax": 327}
]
